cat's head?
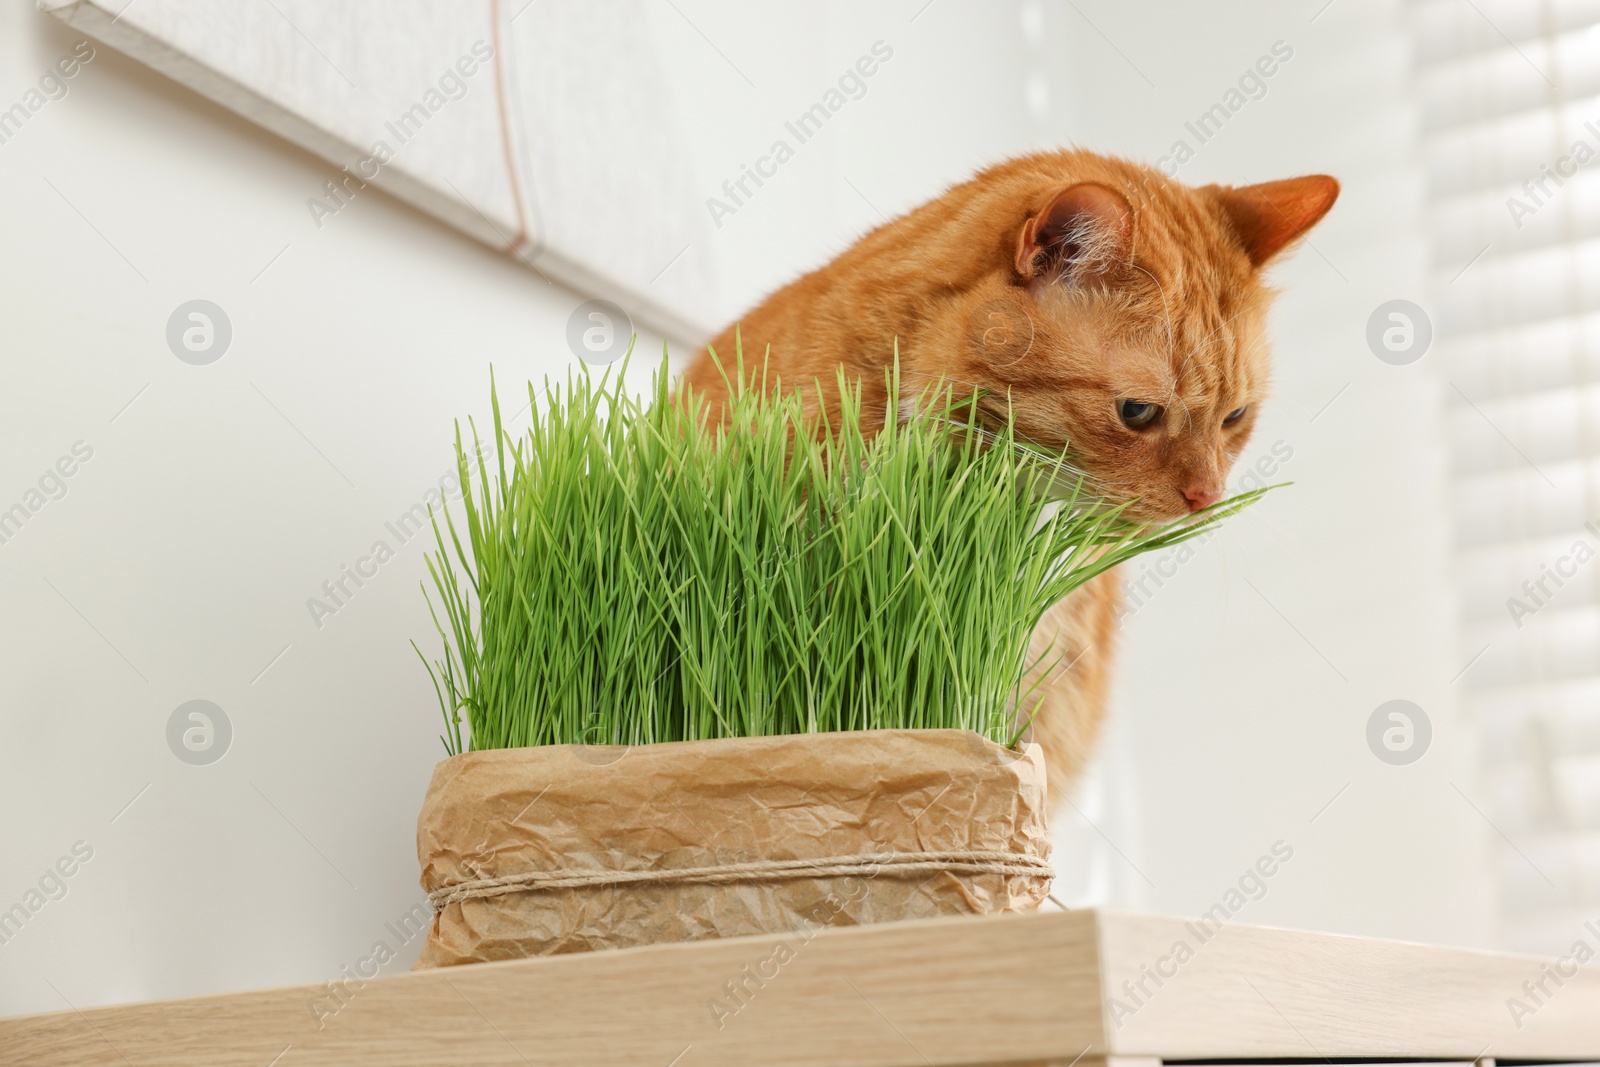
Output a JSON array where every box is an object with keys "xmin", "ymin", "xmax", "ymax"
[{"xmin": 934, "ymin": 155, "xmax": 1337, "ymax": 522}]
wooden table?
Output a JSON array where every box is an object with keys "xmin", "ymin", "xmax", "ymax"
[{"xmin": 4, "ymin": 909, "xmax": 1598, "ymax": 1065}]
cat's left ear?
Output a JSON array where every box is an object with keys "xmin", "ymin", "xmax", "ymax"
[{"xmin": 1213, "ymin": 175, "xmax": 1340, "ymax": 267}]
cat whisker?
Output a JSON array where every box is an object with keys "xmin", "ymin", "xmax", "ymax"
[
  {"xmin": 1128, "ymin": 264, "xmax": 1212, "ymax": 430},
  {"xmin": 925, "ymin": 424, "xmax": 1124, "ymax": 500},
  {"xmin": 1132, "ymin": 262, "xmax": 1178, "ymax": 371},
  {"xmin": 894, "ymin": 367, "xmax": 996, "ymax": 396}
]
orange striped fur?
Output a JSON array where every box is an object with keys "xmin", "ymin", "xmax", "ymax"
[{"xmin": 684, "ymin": 150, "xmax": 1337, "ymax": 797}]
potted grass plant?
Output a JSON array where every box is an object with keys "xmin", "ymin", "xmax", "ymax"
[{"xmin": 411, "ymin": 348, "xmax": 1264, "ymax": 968}]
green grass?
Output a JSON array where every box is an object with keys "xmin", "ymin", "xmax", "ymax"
[{"xmin": 418, "ymin": 344, "xmax": 1269, "ymax": 756}]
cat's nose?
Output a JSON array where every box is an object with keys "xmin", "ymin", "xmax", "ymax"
[{"xmin": 1182, "ymin": 486, "xmax": 1222, "ymax": 512}]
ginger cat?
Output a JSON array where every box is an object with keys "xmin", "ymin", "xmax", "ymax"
[{"xmin": 683, "ymin": 150, "xmax": 1338, "ymax": 798}]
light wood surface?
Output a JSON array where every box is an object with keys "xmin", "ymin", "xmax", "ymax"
[
  {"xmin": 1097, "ymin": 910, "xmax": 1600, "ymax": 1059},
  {"xmin": 3, "ymin": 910, "xmax": 1598, "ymax": 1066}
]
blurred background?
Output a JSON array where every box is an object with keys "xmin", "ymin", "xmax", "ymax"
[{"xmin": 2, "ymin": 0, "xmax": 1593, "ymax": 1016}]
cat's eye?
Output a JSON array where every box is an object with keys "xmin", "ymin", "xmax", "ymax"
[
  {"xmin": 1224, "ymin": 405, "xmax": 1248, "ymax": 426},
  {"xmin": 1118, "ymin": 399, "xmax": 1162, "ymax": 429}
]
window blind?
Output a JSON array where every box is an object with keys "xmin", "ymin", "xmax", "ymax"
[{"xmin": 1415, "ymin": 0, "xmax": 1600, "ymax": 952}]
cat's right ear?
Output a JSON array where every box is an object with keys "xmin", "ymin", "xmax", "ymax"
[{"xmin": 1014, "ymin": 182, "xmax": 1134, "ymax": 284}]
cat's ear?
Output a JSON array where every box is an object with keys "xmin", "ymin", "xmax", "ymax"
[
  {"xmin": 1014, "ymin": 182, "xmax": 1134, "ymax": 283},
  {"xmin": 1214, "ymin": 175, "xmax": 1339, "ymax": 267}
]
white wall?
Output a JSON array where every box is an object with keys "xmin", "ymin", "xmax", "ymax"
[
  {"xmin": 1051, "ymin": 0, "xmax": 1491, "ymax": 947},
  {"xmin": 0, "ymin": 0, "xmax": 1488, "ymax": 1019}
]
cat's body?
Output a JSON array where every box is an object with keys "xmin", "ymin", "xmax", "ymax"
[{"xmin": 684, "ymin": 150, "xmax": 1337, "ymax": 796}]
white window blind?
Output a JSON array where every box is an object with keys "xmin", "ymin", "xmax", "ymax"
[{"xmin": 1416, "ymin": 0, "xmax": 1600, "ymax": 953}]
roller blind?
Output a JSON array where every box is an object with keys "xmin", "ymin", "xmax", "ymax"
[{"xmin": 1416, "ymin": 0, "xmax": 1600, "ymax": 952}]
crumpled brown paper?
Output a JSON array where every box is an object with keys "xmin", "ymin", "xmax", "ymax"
[{"xmin": 414, "ymin": 728, "xmax": 1051, "ymax": 968}]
